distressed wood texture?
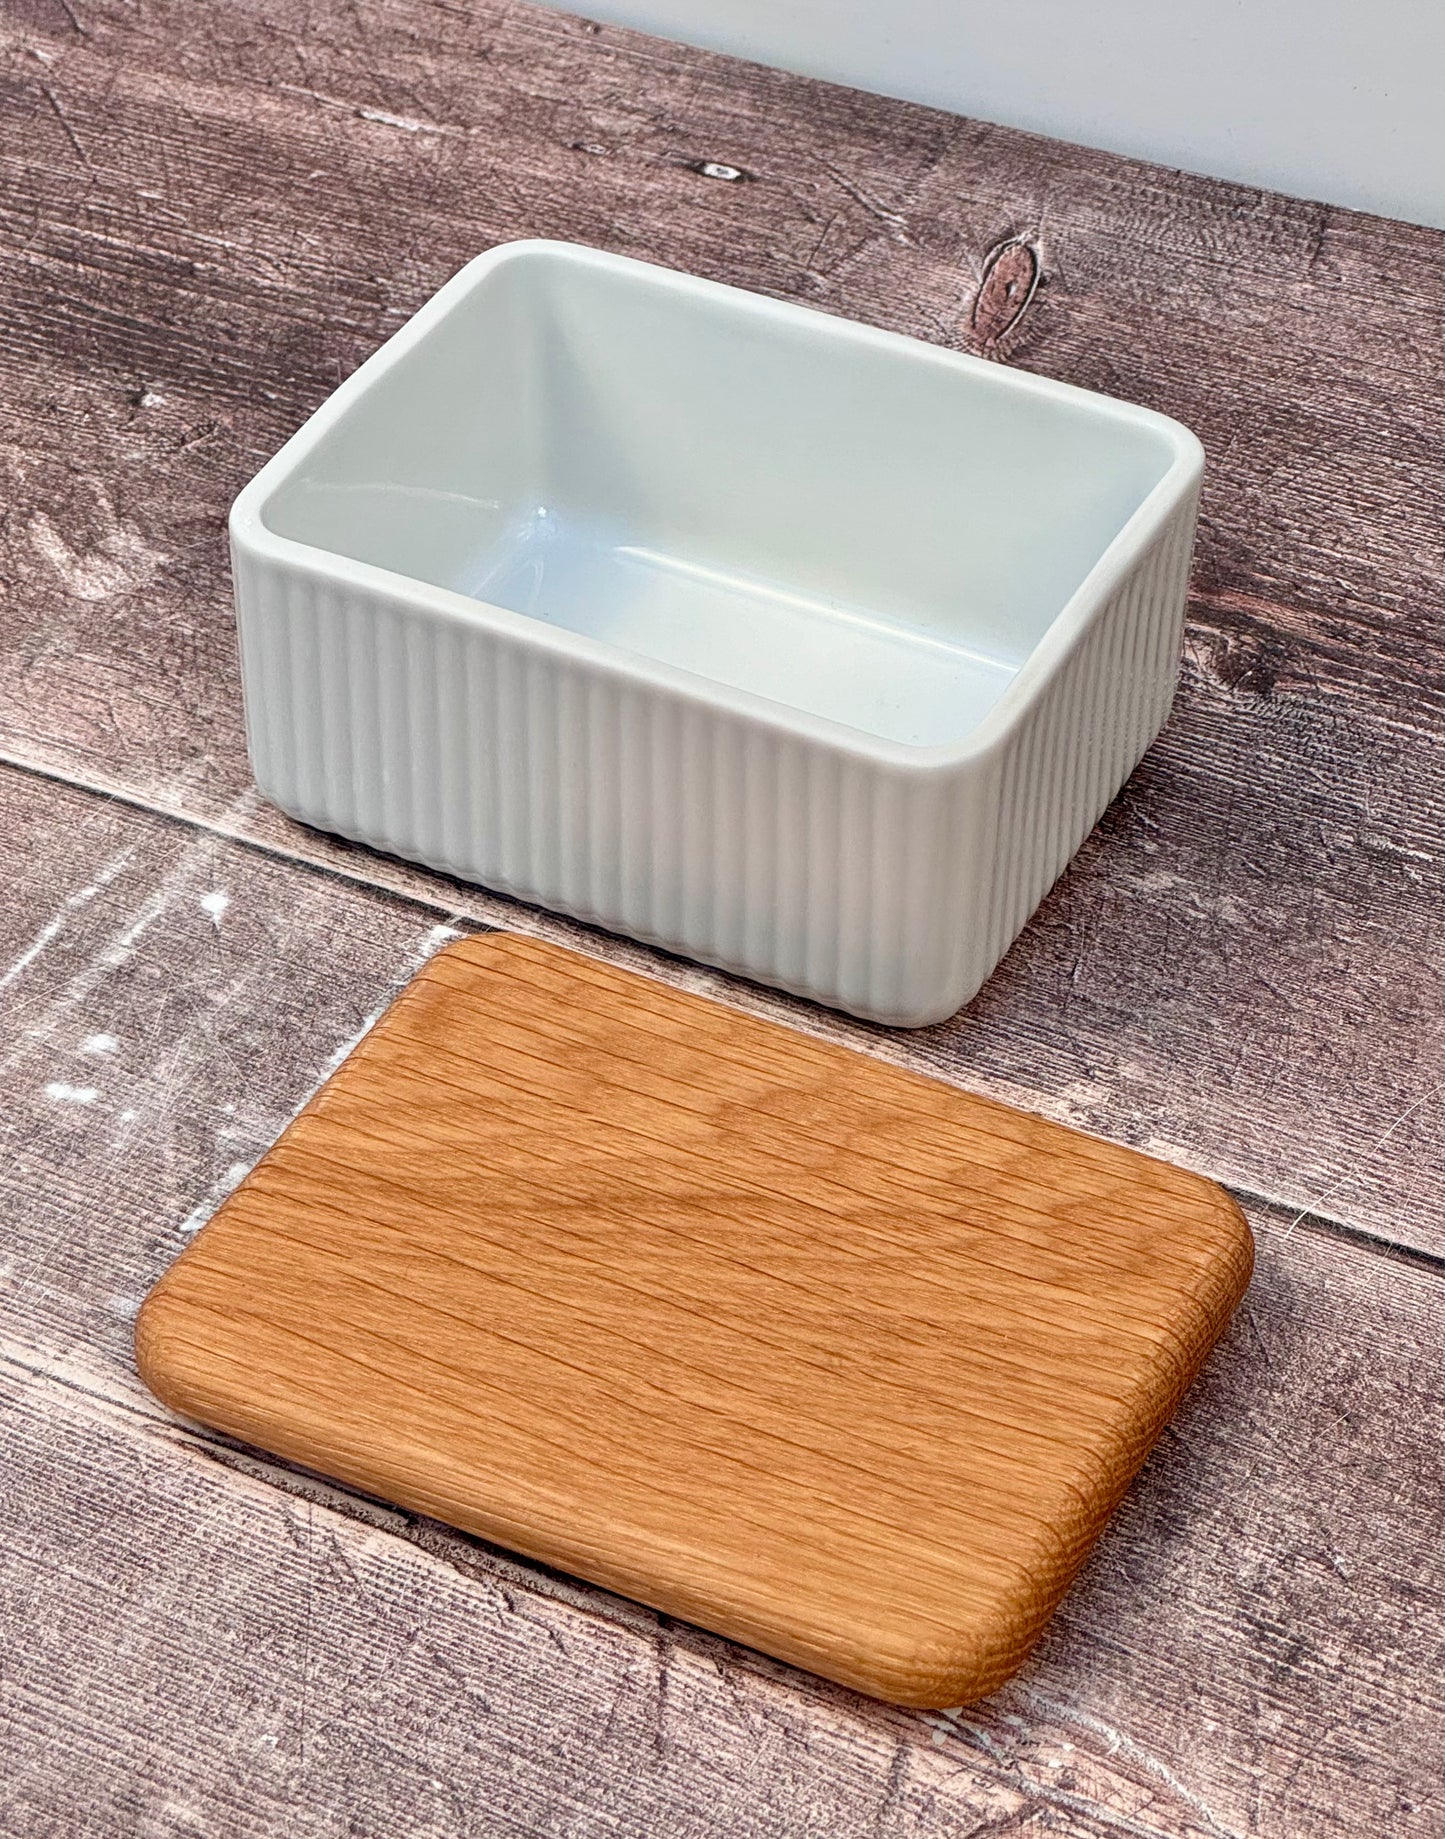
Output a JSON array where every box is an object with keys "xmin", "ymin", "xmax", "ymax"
[
  {"xmin": 136, "ymin": 934, "xmax": 1252, "ymax": 1709},
  {"xmin": 0, "ymin": 768, "xmax": 1440, "ymax": 1837},
  {"xmin": 0, "ymin": 0, "xmax": 1441, "ymax": 1254},
  {"xmin": 0, "ymin": 0, "xmax": 1440, "ymax": 1830}
]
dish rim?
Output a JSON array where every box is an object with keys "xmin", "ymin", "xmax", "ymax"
[{"xmin": 230, "ymin": 237, "xmax": 1204, "ymax": 775}]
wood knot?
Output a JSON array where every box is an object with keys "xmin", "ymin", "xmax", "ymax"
[
  {"xmin": 1210, "ymin": 633, "xmax": 1288, "ymax": 699},
  {"xmin": 971, "ymin": 237, "xmax": 1042, "ymax": 347}
]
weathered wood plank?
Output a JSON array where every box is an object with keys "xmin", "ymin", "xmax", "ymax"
[
  {"xmin": 0, "ymin": 0, "xmax": 1439, "ymax": 1252},
  {"xmin": 0, "ymin": 9, "xmax": 1440, "ymax": 1823},
  {"xmin": 0, "ymin": 1363, "xmax": 1195, "ymax": 1839},
  {"xmin": 0, "ymin": 766, "xmax": 1441, "ymax": 1837}
]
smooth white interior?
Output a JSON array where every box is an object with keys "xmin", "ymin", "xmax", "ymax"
[{"xmin": 261, "ymin": 247, "xmax": 1180, "ymax": 747}]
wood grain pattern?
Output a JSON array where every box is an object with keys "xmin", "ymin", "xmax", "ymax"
[
  {"xmin": 0, "ymin": 0, "xmax": 1440, "ymax": 1254},
  {"xmin": 0, "ymin": 768, "xmax": 1438, "ymax": 1835},
  {"xmin": 0, "ymin": 0, "xmax": 1438, "ymax": 1821},
  {"xmin": 133, "ymin": 934, "xmax": 1252, "ymax": 1707}
]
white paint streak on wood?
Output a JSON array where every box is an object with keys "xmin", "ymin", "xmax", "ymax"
[
  {"xmin": 14, "ymin": 831, "xmax": 233, "ymax": 1053},
  {"xmin": 43, "ymin": 1081, "xmax": 99, "ymax": 1105},
  {"xmin": 175, "ymin": 1160, "xmax": 254, "ymax": 1241},
  {"xmin": 27, "ymin": 506, "xmax": 168, "ymax": 602},
  {"xmin": 317, "ymin": 921, "xmax": 464, "ymax": 1077},
  {"xmin": 0, "ymin": 847, "xmax": 134, "ymax": 998}
]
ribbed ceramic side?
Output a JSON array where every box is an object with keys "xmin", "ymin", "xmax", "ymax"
[
  {"xmin": 234, "ymin": 552, "xmax": 978, "ymax": 1024},
  {"xmin": 971, "ymin": 491, "xmax": 1199, "ymax": 990},
  {"xmin": 234, "ymin": 492, "xmax": 1194, "ymax": 1026}
]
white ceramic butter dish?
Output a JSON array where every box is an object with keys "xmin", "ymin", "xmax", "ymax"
[{"xmin": 230, "ymin": 239, "xmax": 1202, "ymax": 1024}]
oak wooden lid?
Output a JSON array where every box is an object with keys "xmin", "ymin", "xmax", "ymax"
[{"xmin": 136, "ymin": 933, "xmax": 1252, "ymax": 1707}]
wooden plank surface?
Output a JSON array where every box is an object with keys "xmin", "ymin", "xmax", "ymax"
[
  {"xmin": 0, "ymin": 0, "xmax": 1440, "ymax": 1829},
  {"xmin": 0, "ymin": 0, "xmax": 1440, "ymax": 1254},
  {"xmin": 136, "ymin": 933, "xmax": 1252, "ymax": 1708},
  {"xmin": 1, "ymin": 768, "xmax": 1440, "ymax": 1836}
]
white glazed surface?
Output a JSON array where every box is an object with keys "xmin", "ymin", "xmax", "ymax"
[{"xmin": 231, "ymin": 240, "xmax": 1203, "ymax": 1023}]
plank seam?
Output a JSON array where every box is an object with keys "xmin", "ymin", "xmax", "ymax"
[{"xmin": 0, "ymin": 748, "xmax": 1435, "ymax": 1267}]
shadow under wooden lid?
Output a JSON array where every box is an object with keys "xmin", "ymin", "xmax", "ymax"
[{"xmin": 135, "ymin": 932, "xmax": 1252, "ymax": 1708}]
